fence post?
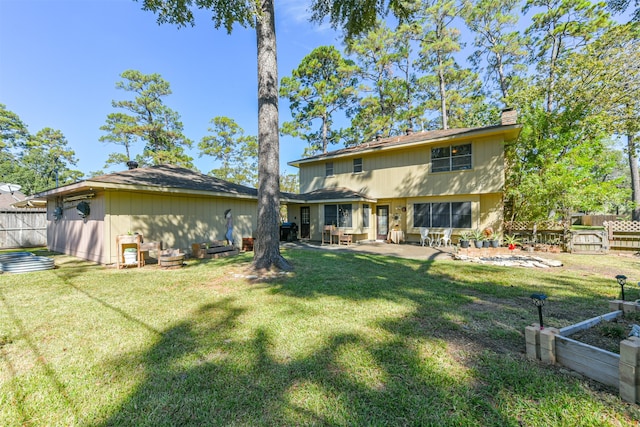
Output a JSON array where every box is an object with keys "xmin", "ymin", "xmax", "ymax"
[
  {"xmin": 619, "ymin": 337, "xmax": 640, "ymax": 404},
  {"xmin": 525, "ymin": 324, "xmax": 541, "ymax": 360},
  {"xmin": 539, "ymin": 327, "xmax": 560, "ymax": 364}
]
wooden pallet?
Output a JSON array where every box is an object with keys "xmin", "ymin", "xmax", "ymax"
[{"xmin": 192, "ymin": 242, "xmax": 239, "ymax": 259}]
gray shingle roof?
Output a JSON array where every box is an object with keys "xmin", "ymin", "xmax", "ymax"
[
  {"xmin": 283, "ymin": 187, "xmax": 376, "ymax": 203},
  {"xmin": 89, "ymin": 164, "xmax": 258, "ymax": 197}
]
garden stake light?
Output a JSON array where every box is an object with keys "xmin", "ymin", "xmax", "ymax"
[
  {"xmin": 615, "ymin": 275, "xmax": 627, "ymax": 301},
  {"xmin": 530, "ymin": 293, "xmax": 547, "ymax": 329}
]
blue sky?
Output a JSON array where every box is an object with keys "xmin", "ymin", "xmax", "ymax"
[
  {"xmin": 1, "ymin": 1, "xmax": 631, "ymax": 180},
  {"xmin": 0, "ymin": 0, "xmax": 341, "ymax": 176}
]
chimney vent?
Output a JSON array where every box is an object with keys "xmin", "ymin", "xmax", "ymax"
[
  {"xmin": 501, "ymin": 108, "xmax": 517, "ymax": 126},
  {"xmin": 126, "ymin": 161, "xmax": 139, "ymax": 170}
]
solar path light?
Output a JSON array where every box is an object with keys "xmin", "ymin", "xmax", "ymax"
[
  {"xmin": 530, "ymin": 293, "xmax": 547, "ymax": 330},
  {"xmin": 615, "ymin": 275, "xmax": 627, "ymax": 301}
]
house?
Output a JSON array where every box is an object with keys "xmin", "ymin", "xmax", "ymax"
[
  {"xmin": 284, "ymin": 109, "xmax": 522, "ymax": 244},
  {"xmin": 35, "ymin": 164, "xmax": 259, "ymax": 264}
]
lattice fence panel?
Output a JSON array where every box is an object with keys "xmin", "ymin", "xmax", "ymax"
[
  {"xmin": 505, "ymin": 221, "xmax": 567, "ymax": 232},
  {"xmin": 604, "ymin": 221, "xmax": 640, "ymax": 252}
]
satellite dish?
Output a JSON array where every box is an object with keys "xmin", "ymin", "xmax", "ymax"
[{"xmin": 0, "ymin": 183, "xmax": 21, "ymax": 194}]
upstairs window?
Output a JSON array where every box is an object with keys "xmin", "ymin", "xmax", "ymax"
[
  {"xmin": 353, "ymin": 158, "xmax": 363, "ymax": 173},
  {"xmin": 431, "ymin": 143, "xmax": 472, "ymax": 172},
  {"xmin": 325, "ymin": 162, "xmax": 334, "ymax": 177}
]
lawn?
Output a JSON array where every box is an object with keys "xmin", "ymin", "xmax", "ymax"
[{"xmin": 1, "ymin": 247, "xmax": 640, "ymax": 426}]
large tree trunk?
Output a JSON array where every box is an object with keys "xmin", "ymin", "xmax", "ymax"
[
  {"xmin": 253, "ymin": 0, "xmax": 292, "ymax": 271},
  {"xmin": 628, "ymin": 134, "xmax": 640, "ymax": 221}
]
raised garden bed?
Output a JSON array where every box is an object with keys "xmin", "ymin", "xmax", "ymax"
[{"xmin": 526, "ymin": 300, "xmax": 640, "ymax": 404}]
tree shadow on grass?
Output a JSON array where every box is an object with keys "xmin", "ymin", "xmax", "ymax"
[
  {"xmin": 95, "ymin": 298, "xmax": 515, "ymax": 426},
  {"xmin": 93, "ymin": 249, "xmax": 640, "ymax": 426}
]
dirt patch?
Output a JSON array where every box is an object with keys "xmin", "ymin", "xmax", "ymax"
[{"xmin": 568, "ymin": 312, "xmax": 640, "ymax": 354}]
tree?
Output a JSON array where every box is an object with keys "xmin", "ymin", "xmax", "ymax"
[
  {"xmin": 608, "ymin": 0, "xmax": 640, "ymax": 21},
  {"xmin": 199, "ymin": 116, "xmax": 258, "ymax": 187},
  {"xmin": 102, "ymin": 69, "xmax": 194, "ymax": 169},
  {"xmin": 413, "ymin": 0, "xmax": 475, "ymax": 130},
  {"xmin": 17, "ymin": 128, "xmax": 83, "ymax": 195},
  {"xmin": 280, "ymin": 45, "xmax": 358, "ymax": 155},
  {"xmin": 139, "ymin": 0, "xmax": 289, "ymax": 270},
  {"xmin": 0, "ymin": 103, "xmax": 29, "ymax": 182},
  {"xmin": 524, "ymin": 0, "xmax": 612, "ymax": 112},
  {"xmin": 560, "ymin": 23, "xmax": 640, "ymax": 219},
  {"xmin": 139, "ymin": 0, "xmax": 404, "ymax": 271},
  {"xmin": 463, "ymin": 0, "xmax": 528, "ymax": 102},
  {"xmin": 99, "ymin": 112, "xmax": 138, "ymax": 168},
  {"xmin": 345, "ymin": 21, "xmax": 421, "ymax": 142}
]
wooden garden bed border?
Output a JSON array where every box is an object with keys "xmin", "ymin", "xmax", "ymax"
[{"xmin": 525, "ymin": 301, "xmax": 640, "ymax": 404}]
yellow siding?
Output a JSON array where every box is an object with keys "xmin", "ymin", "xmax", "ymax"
[
  {"xmin": 105, "ymin": 191, "xmax": 257, "ymax": 264},
  {"xmin": 300, "ymin": 136, "xmax": 504, "ymax": 198}
]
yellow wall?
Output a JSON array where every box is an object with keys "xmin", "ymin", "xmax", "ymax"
[
  {"xmin": 48, "ymin": 190, "xmax": 258, "ymax": 265},
  {"xmin": 293, "ymin": 134, "xmax": 506, "ymax": 243},
  {"xmin": 299, "ymin": 136, "xmax": 504, "ymax": 199},
  {"xmin": 104, "ymin": 191, "xmax": 257, "ymax": 263}
]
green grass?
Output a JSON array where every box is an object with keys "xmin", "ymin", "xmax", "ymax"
[{"xmin": 1, "ymin": 248, "xmax": 640, "ymax": 426}]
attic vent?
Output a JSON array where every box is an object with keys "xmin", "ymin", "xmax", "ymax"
[{"xmin": 126, "ymin": 161, "xmax": 139, "ymax": 170}]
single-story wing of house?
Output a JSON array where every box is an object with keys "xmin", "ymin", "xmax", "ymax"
[{"xmin": 35, "ymin": 164, "xmax": 259, "ymax": 265}]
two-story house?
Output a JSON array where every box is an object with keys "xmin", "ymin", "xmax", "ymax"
[{"xmin": 284, "ymin": 109, "xmax": 521, "ymax": 244}]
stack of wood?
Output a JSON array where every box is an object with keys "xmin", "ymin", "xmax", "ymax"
[{"xmin": 191, "ymin": 241, "xmax": 239, "ymax": 259}]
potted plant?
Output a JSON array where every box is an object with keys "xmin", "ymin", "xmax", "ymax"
[
  {"xmin": 488, "ymin": 231, "xmax": 502, "ymax": 248},
  {"xmin": 503, "ymin": 234, "xmax": 521, "ymax": 251},
  {"xmin": 458, "ymin": 231, "xmax": 472, "ymax": 248},
  {"xmin": 471, "ymin": 229, "xmax": 485, "ymax": 248}
]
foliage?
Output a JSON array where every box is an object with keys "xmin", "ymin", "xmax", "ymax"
[
  {"xmin": 503, "ymin": 234, "xmax": 521, "ymax": 245},
  {"xmin": 17, "ymin": 128, "xmax": 83, "ymax": 195},
  {"xmin": 280, "ymin": 45, "xmax": 358, "ymax": 155},
  {"xmin": 0, "ymin": 105, "xmax": 83, "ymax": 194},
  {"xmin": 344, "ymin": 21, "xmax": 422, "ymax": 143},
  {"xmin": 608, "ymin": 0, "xmax": 640, "ymax": 21},
  {"xmin": 279, "ymin": 173, "xmax": 299, "ymax": 193},
  {"xmin": 0, "ymin": 103, "xmax": 29, "ymax": 183},
  {"xmin": 470, "ymin": 228, "xmax": 485, "ymax": 240},
  {"xmin": 198, "ymin": 116, "xmax": 258, "ymax": 187},
  {"xmin": 463, "ymin": 0, "xmax": 528, "ymax": 102},
  {"xmin": 102, "ymin": 69, "xmax": 194, "ymax": 169},
  {"xmin": 0, "ymin": 103, "xmax": 28, "ymax": 152},
  {"xmin": 523, "ymin": 0, "xmax": 613, "ymax": 112}
]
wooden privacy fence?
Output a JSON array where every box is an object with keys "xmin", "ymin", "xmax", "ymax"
[
  {"xmin": 604, "ymin": 221, "xmax": 640, "ymax": 253},
  {"xmin": 0, "ymin": 210, "xmax": 47, "ymax": 248},
  {"xmin": 504, "ymin": 220, "xmax": 567, "ymax": 247}
]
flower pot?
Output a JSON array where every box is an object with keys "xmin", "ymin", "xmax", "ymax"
[
  {"xmin": 460, "ymin": 240, "xmax": 470, "ymax": 248},
  {"xmin": 474, "ymin": 240, "xmax": 483, "ymax": 249},
  {"xmin": 482, "ymin": 240, "xmax": 490, "ymax": 248},
  {"xmin": 490, "ymin": 240, "xmax": 499, "ymax": 248}
]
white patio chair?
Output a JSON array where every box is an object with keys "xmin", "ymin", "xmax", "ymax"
[
  {"xmin": 419, "ymin": 227, "xmax": 431, "ymax": 246},
  {"xmin": 437, "ymin": 228, "xmax": 453, "ymax": 247}
]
